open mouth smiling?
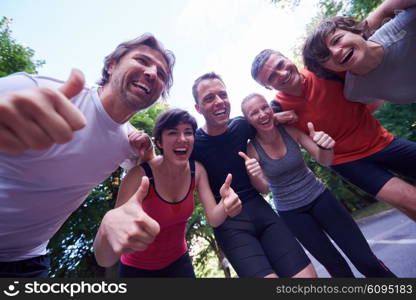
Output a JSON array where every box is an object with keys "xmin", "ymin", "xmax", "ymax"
[
  {"xmin": 132, "ymin": 81, "xmax": 151, "ymax": 94},
  {"xmin": 339, "ymin": 48, "xmax": 354, "ymax": 65},
  {"xmin": 280, "ymin": 69, "xmax": 292, "ymax": 85},
  {"xmin": 173, "ymin": 148, "xmax": 187, "ymax": 155},
  {"xmin": 214, "ymin": 109, "xmax": 226, "ymax": 116}
]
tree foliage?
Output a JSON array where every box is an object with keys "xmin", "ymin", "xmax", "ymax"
[
  {"xmin": 0, "ymin": 17, "xmax": 44, "ymax": 76},
  {"xmin": 270, "ymin": 0, "xmax": 382, "ymax": 18}
]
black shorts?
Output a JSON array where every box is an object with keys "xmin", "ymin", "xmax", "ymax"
[
  {"xmin": 214, "ymin": 195, "xmax": 310, "ymax": 278},
  {"xmin": 332, "ymin": 137, "xmax": 416, "ymax": 196},
  {"xmin": 0, "ymin": 255, "xmax": 50, "ymax": 278},
  {"xmin": 118, "ymin": 252, "xmax": 195, "ymax": 278}
]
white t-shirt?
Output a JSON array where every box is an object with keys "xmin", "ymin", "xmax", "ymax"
[
  {"xmin": 345, "ymin": 7, "xmax": 416, "ymax": 104},
  {"xmin": 0, "ymin": 73, "xmax": 138, "ymax": 261}
]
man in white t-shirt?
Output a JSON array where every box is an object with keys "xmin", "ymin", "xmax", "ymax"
[{"xmin": 0, "ymin": 33, "xmax": 174, "ymax": 277}]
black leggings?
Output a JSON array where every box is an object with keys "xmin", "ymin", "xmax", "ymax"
[
  {"xmin": 214, "ymin": 195, "xmax": 311, "ymax": 278},
  {"xmin": 278, "ymin": 189, "xmax": 396, "ymax": 278}
]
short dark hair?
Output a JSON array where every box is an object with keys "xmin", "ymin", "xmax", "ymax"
[
  {"xmin": 303, "ymin": 16, "xmax": 368, "ymax": 78},
  {"xmin": 191, "ymin": 72, "xmax": 225, "ymax": 103},
  {"xmin": 98, "ymin": 33, "xmax": 175, "ymax": 98},
  {"xmin": 152, "ymin": 108, "xmax": 197, "ymax": 154},
  {"xmin": 251, "ymin": 49, "xmax": 284, "ymax": 86},
  {"xmin": 241, "ymin": 93, "xmax": 266, "ymax": 117}
]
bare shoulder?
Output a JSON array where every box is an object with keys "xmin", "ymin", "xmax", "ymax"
[
  {"xmin": 283, "ymin": 125, "xmax": 301, "ymax": 142},
  {"xmin": 123, "ymin": 164, "xmax": 146, "ymax": 183},
  {"xmin": 195, "ymin": 160, "xmax": 206, "ymax": 176},
  {"xmin": 247, "ymin": 140, "xmax": 259, "ymax": 160}
]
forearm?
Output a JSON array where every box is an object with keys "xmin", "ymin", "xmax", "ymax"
[
  {"xmin": 93, "ymin": 220, "xmax": 121, "ymax": 268},
  {"xmin": 316, "ymin": 148, "xmax": 334, "ymax": 166},
  {"xmin": 378, "ymin": 0, "xmax": 416, "ymax": 15},
  {"xmin": 140, "ymin": 144, "xmax": 156, "ymax": 163},
  {"xmin": 206, "ymin": 201, "xmax": 228, "ymax": 228},
  {"xmin": 367, "ymin": 0, "xmax": 416, "ymax": 31},
  {"xmin": 250, "ymin": 174, "xmax": 270, "ymax": 195}
]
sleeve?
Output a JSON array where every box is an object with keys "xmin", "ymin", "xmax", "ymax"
[
  {"xmin": 270, "ymin": 100, "xmax": 283, "ymax": 113},
  {"xmin": 119, "ymin": 123, "xmax": 140, "ymax": 170},
  {"xmin": 0, "ymin": 72, "xmax": 39, "ymax": 93},
  {"xmin": 232, "ymin": 116, "xmax": 255, "ymax": 138}
]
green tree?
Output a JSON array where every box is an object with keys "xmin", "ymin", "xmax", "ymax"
[
  {"xmin": 0, "ymin": 17, "xmax": 44, "ymax": 76},
  {"xmin": 187, "ymin": 198, "xmax": 232, "ymax": 277},
  {"xmin": 270, "ymin": 0, "xmax": 382, "ymax": 18}
]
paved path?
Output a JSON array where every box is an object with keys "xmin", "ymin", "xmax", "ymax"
[{"xmin": 307, "ymin": 209, "xmax": 416, "ymax": 278}]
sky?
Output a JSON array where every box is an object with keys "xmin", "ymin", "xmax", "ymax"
[{"xmin": 2, "ymin": 0, "xmax": 319, "ymax": 124}]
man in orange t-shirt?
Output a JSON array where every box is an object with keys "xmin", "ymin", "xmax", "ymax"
[{"xmin": 250, "ymin": 49, "xmax": 416, "ymax": 221}]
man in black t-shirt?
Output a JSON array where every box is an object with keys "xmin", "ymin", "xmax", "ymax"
[{"xmin": 191, "ymin": 72, "xmax": 316, "ymax": 278}]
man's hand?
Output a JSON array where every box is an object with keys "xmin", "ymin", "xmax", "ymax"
[
  {"xmin": 0, "ymin": 69, "xmax": 87, "ymax": 154},
  {"xmin": 101, "ymin": 176, "xmax": 160, "ymax": 255},
  {"xmin": 238, "ymin": 151, "xmax": 262, "ymax": 177},
  {"xmin": 273, "ymin": 110, "xmax": 298, "ymax": 124},
  {"xmin": 219, "ymin": 174, "xmax": 242, "ymax": 217},
  {"xmin": 307, "ymin": 122, "xmax": 335, "ymax": 150}
]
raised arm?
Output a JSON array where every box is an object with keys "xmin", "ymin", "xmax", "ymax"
[
  {"xmin": 195, "ymin": 162, "xmax": 242, "ymax": 228},
  {"xmin": 128, "ymin": 128, "xmax": 156, "ymax": 163},
  {"xmin": 0, "ymin": 69, "xmax": 86, "ymax": 154},
  {"xmin": 93, "ymin": 167, "xmax": 160, "ymax": 267},
  {"xmin": 366, "ymin": 0, "xmax": 416, "ymax": 33},
  {"xmin": 285, "ymin": 124, "xmax": 335, "ymax": 166},
  {"xmin": 238, "ymin": 144, "xmax": 270, "ymax": 195},
  {"xmin": 270, "ymin": 100, "xmax": 299, "ymax": 125}
]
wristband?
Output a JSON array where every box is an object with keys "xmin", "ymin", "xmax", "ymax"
[{"xmin": 317, "ymin": 144, "xmax": 332, "ymax": 151}]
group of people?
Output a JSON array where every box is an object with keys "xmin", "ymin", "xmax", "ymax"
[{"xmin": 1, "ymin": 0, "xmax": 415, "ymax": 278}]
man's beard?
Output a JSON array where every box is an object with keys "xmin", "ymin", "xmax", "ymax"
[{"xmin": 113, "ymin": 78, "xmax": 150, "ymax": 111}]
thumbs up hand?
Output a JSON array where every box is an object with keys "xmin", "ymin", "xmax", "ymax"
[
  {"xmin": 307, "ymin": 122, "xmax": 335, "ymax": 150},
  {"xmin": 101, "ymin": 176, "xmax": 160, "ymax": 255},
  {"xmin": 219, "ymin": 174, "xmax": 242, "ymax": 217},
  {"xmin": 238, "ymin": 151, "xmax": 262, "ymax": 177},
  {"xmin": 0, "ymin": 69, "xmax": 86, "ymax": 154}
]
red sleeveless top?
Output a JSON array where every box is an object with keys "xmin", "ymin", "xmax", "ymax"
[{"xmin": 120, "ymin": 160, "xmax": 195, "ymax": 270}]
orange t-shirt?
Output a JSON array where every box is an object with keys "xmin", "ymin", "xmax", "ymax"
[{"xmin": 274, "ymin": 69, "xmax": 394, "ymax": 165}]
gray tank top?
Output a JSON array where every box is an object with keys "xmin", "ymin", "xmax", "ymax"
[{"xmin": 252, "ymin": 126, "xmax": 325, "ymax": 211}]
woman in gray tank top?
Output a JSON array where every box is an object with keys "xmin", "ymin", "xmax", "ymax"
[{"xmin": 240, "ymin": 93, "xmax": 395, "ymax": 277}]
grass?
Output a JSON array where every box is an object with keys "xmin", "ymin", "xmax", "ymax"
[{"xmin": 352, "ymin": 202, "xmax": 393, "ymax": 220}]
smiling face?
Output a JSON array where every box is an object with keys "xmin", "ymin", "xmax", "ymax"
[
  {"xmin": 157, "ymin": 122, "xmax": 195, "ymax": 165},
  {"xmin": 321, "ymin": 28, "xmax": 367, "ymax": 72},
  {"xmin": 256, "ymin": 53, "xmax": 303, "ymax": 96},
  {"xmin": 195, "ymin": 78, "xmax": 231, "ymax": 131},
  {"xmin": 242, "ymin": 95, "xmax": 274, "ymax": 132},
  {"xmin": 108, "ymin": 45, "xmax": 169, "ymax": 111}
]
